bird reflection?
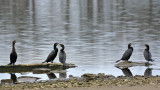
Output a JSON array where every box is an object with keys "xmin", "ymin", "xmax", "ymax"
[
  {"xmin": 59, "ymin": 72, "xmax": 67, "ymax": 78},
  {"xmin": 119, "ymin": 68, "xmax": 133, "ymax": 77},
  {"xmin": 10, "ymin": 73, "xmax": 17, "ymax": 83},
  {"xmin": 144, "ymin": 68, "xmax": 152, "ymax": 77},
  {"xmin": 47, "ymin": 72, "xmax": 57, "ymax": 79}
]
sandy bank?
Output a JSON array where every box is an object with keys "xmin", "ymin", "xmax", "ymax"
[{"xmin": 46, "ymin": 85, "xmax": 160, "ymax": 90}]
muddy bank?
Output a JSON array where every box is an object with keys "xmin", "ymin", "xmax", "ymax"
[{"xmin": 0, "ymin": 73, "xmax": 160, "ymax": 90}]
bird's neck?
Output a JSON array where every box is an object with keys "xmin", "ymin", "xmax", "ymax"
[
  {"xmin": 61, "ymin": 48, "xmax": 64, "ymax": 51},
  {"xmin": 12, "ymin": 44, "xmax": 16, "ymax": 52},
  {"xmin": 54, "ymin": 46, "xmax": 58, "ymax": 51},
  {"xmin": 146, "ymin": 47, "xmax": 149, "ymax": 50},
  {"xmin": 128, "ymin": 46, "xmax": 131, "ymax": 49},
  {"xmin": 128, "ymin": 47, "xmax": 133, "ymax": 50}
]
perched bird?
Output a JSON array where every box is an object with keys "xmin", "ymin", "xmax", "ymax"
[
  {"xmin": 8, "ymin": 40, "xmax": 17, "ymax": 65},
  {"xmin": 116, "ymin": 43, "xmax": 133, "ymax": 63},
  {"xmin": 42, "ymin": 43, "xmax": 58, "ymax": 63},
  {"xmin": 144, "ymin": 44, "xmax": 154, "ymax": 62},
  {"xmin": 59, "ymin": 44, "xmax": 67, "ymax": 65}
]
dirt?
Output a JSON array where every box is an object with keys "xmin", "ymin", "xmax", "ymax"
[{"xmin": 0, "ymin": 73, "xmax": 160, "ymax": 90}]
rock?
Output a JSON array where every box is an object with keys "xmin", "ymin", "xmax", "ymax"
[
  {"xmin": 18, "ymin": 76, "xmax": 40, "ymax": 83},
  {"xmin": 97, "ymin": 73, "xmax": 105, "ymax": 78},
  {"xmin": 69, "ymin": 75, "xmax": 73, "ymax": 78},
  {"xmin": 33, "ymin": 68, "xmax": 51, "ymax": 74},
  {"xmin": 1, "ymin": 79, "xmax": 13, "ymax": 84},
  {"xmin": 117, "ymin": 75, "xmax": 126, "ymax": 79},
  {"xmin": 105, "ymin": 75, "xmax": 115, "ymax": 79},
  {"xmin": 81, "ymin": 73, "xmax": 97, "ymax": 81}
]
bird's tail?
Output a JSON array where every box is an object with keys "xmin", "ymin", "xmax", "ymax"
[
  {"xmin": 115, "ymin": 60, "xmax": 121, "ymax": 63},
  {"xmin": 8, "ymin": 63, "xmax": 12, "ymax": 65}
]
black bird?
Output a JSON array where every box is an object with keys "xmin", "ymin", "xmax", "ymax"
[
  {"xmin": 144, "ymin": 44, "xmax": 154, "ymax": 62},
  {"xmin": 116, "ymin": 43, "xmax": 133, "ymax": 63},
  {"xmin": 42, "ymin": 43, "xmax": 58, "ymax": 63},
  {"xmin": 59, "ymin": 44, "xmax": 67, "ymax": 65},
  {"xmin": 8, "ymin": 40, "xmax": 17, "ymax": 65}
]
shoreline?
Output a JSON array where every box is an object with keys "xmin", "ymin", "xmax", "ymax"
[
  {"xmin": 1, "ymin": 73, "xmax": 160, "ymax": 90},
  {"xmin": 52, "ymin": 85, "xmax": 160, "ymax": 90}
]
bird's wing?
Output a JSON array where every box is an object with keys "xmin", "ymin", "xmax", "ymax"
[
  {"xmin": 59, "ymin": 51, "xmax": 66, "ymax": 62},
  {"xmin": 148, "ymin": 51, "xmax": 152, "ymax": 60},
  {"xmin": 63, "ymin": 52, "xmax": 66, "ymax": 61},
  {"xmin": 144, "ymin": 50, "xmax": 151, "ymax": 60},
  {"xmin": 47, "ymin": 50, "xmax": 55, "ymax": 60},
  {"xmin": 121, "ymin": 49, "xmax": 133, "ymax": 60}
]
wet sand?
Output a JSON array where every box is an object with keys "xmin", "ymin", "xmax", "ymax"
[{"xmin": 47, "ymin": 85, "xmax": 160, "ymax": 90}]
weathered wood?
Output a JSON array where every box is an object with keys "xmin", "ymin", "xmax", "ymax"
[
  {"xmin": 115, "ymin": 61, "xmax": 152, "ymax": 68},
  {"xmin": 33, "ymin": 68, "xmax": 51, "ymax": 74},
  {"xmin": 0, "ymin": 63, "xmax": 76, "ymax": 73}
]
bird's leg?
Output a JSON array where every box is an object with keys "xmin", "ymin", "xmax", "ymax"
[{"xmin": 13, "ymin": 63, "xmax": 16, "ymax": 67}]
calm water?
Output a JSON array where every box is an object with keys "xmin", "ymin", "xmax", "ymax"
[{"xmin": 0, "ymin": 0, "xmax": 160, "ymax": 82}]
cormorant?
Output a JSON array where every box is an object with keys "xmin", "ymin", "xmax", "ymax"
[
  {"xmin": 59, "ymin": 44, "xmax": 67, "ymax": 65},
  {"xmin": 144, "ymin": 44, "xmax": 154, "ymax": 62},
  {"xmin": 116, "ymin": 43, "xmax": 133, "ymax": 63},
  {"xmin": 8, "ymin": 40, "xmax": 17, "ymax": 65},
  {"xmin": 42, "ymin": 43, "xmax": 58, "ymax": 63}
]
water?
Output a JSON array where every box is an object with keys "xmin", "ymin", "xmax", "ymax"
[{"xmin": 0, "ymin": 0, "xmax": 160, "ymax": 82}]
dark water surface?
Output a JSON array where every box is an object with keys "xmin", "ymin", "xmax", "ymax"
[{"xmin": 0, "ymin": 0, "xmax": 160, "ymax": 82}]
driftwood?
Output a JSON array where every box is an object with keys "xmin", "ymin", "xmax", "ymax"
[
  {"xmin": 115, "ymin": 61, "xmax": 152, "ymax": 68},
  {"xmin": 0, "ymin": 63, "xmax": 76, "ymax": 73}
]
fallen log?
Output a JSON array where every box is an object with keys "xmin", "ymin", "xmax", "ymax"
[
  {"xmin": 115, "ymin": 61, "xmax": 152, "ymax": 68},
  {"xmin": 0, "ymin": 63, "xmax": 76, "ymax": 73}
]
